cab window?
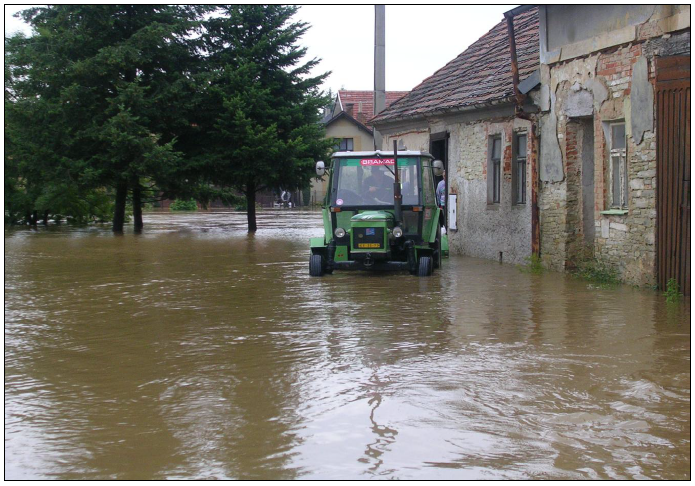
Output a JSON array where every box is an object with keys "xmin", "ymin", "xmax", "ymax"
[{"xmin": 421, "ymin": 158, "xmax": 435, "ymax": 206}]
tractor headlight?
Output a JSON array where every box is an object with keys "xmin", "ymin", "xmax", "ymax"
[
  {"xmin": 334, "ymin": 227, "xmax": 346, "ymax": 238},
  {"xmin": 392, "ymin": 226, "xmax": 403, "ymax": 238}
]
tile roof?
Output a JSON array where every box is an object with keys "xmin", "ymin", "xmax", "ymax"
[
  {"xmin": 371, "ymin": 8, "xmax": 539, "ymax": 125},
  {"xmin": 337, "ymin": 90, "xmax": 409, "ymax": 127}
]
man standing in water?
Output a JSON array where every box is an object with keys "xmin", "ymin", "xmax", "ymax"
[{"xmin": 436, "ymin": 170, "xmax": 446, "ymax": 232}]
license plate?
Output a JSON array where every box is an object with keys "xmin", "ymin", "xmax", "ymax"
[{"xmin": 357, "ymin": 243, "xmax": 381, "ymax": 248}]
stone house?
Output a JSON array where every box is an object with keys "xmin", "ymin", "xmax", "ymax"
[
  {"xmin": 371, "ymin": 8, "xmax": 541, "ymax": 265},
  {"xmin": 537, "ymin": 5, "xmax": 690, "ymax": 292}
]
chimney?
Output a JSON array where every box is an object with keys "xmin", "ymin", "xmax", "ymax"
[
  {"xmin": 345, "ymin": 103, "xmax": 354, "ymax": 117},
  {"xmin": 373, "ymin": 5, "xmax": 386, "ymax": 150}
]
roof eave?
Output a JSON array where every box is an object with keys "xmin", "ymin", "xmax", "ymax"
[{"xmin": 372, "ymin": 95, "xmax": 516, "ymax": 127}]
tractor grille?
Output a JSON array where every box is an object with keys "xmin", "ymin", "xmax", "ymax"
[{"xmin": 353, "ymin": 227, "xmax": 384, "ymax": 249}]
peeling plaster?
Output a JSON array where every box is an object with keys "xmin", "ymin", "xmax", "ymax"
[
  {"xmin": 566, "ymin": 88, "xmax": 594, "ymax": 117},
  {"xmin": 630, "ymin": 56, "xmax": 654, "ymax": 144}
]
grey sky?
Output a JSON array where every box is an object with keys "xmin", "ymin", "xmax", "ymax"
[{"xmin": 5, "ymin": 4, "xmax": 516, "ymax": 94}]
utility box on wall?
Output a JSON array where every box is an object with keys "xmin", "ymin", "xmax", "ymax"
[{"xmin": 448, "ymin": 194, "xmax": 457, "ymax": 230}]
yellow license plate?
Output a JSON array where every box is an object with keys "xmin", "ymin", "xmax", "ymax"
[{"xmin": 357, "ymin": 243, "xmax": 381, "ymax": 248}]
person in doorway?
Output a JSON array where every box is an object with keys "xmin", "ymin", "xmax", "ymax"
[
  {"xmin": 436, "ymin": 170, "xmax": 446, "ymax": 232},
  {"xmin": 362, "ymin": 165, "xmax": 394, "ymax": 204}
]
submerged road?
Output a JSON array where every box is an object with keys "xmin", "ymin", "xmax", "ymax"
[{"xmin": 4, "ymin": 210, "xmax": 691, "ymax": 479}]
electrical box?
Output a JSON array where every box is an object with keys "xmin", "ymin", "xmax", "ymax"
[{"xmin": 448, "ymin": 194, "xmax": 457, "ymax": 230}]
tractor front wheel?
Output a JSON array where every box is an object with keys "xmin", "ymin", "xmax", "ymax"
[
  {"xmin": 309, "ymin": 253, "xmax": 325, "ymax": 277},
  {"xmin": 417, "ymin": 255, "xmax": 433, "ymax": 277}
]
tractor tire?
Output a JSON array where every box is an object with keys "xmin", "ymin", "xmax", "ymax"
[
  {"xmin": 417, "ymin": 255, "xmax": 433, "ymax": 277},
  {"xmin": 309, "ymin": 254, "xmax": 325, "ymax": 277}
]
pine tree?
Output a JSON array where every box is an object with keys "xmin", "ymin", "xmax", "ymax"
[
  {"xmin": 189, "ymin": 5, "xmax": 333, "ymax": 232},
  {"xmin": 5, "ymin": 5, "xmax": 204, "ymax": 231}
]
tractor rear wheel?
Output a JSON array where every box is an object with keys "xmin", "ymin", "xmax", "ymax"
[
  {"xmin": 309, "ymin": 254, "xmax": 325, "ymax": 277},
  {"xmin": 417, "ymin": 255, "xmax": 433, "ymax": 277}
]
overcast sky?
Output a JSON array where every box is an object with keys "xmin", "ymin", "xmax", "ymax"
[{"xmin": 5, "ymin": 4, "xmax": 516, "ymax": 94}]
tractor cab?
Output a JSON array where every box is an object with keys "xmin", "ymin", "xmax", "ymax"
[{"xmin": 309, "ymin": 148, "xmax": 448, "ymax": 277}]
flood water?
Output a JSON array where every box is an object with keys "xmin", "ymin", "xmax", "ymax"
[{"xmin": 4, "ymin": 210, "xmax": 691, "ymax": 479}]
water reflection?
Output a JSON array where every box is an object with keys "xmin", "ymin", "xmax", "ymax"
[{"xmin": 4, "ymin": 210, "xmax": 691, "ymax": 479}]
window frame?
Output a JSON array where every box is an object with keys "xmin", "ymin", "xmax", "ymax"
[
  {"xmin": 334, "ymin": 138, "xmax": 354, "ymax": 152},
  {"xmin": 487, "ymin": 135, "xmax": 502, "ymax": 205},
  {"xmin": 512, "ymin": 132, "xmax": 527, "ymax": 205},
  {"xmin": 608, "ymin": 122, "xmax": 627, "ymax": 209}
]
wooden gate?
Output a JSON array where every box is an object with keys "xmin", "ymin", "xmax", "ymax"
[{"xmin": 655, "ymin": 56, "xmax": 690, "ymax": 296}]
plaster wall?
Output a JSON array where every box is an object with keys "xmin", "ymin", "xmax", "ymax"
[{"xmin": 325, "ymin": 117, "xmax": 374, "ymax": 152}]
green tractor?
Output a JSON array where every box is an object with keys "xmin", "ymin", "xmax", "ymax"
[{"xmin": 309, "ymin": 143, "xmax": 448, "ymax": 277}]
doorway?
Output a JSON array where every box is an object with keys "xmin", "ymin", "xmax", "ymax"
[{"xmin": 430, "ymin": 132, "xmax": 449, "ymax": 227}]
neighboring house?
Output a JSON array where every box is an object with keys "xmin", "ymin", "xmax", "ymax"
[
  {"xmin": 372, "ymin": 8, "xmax": 541, "ymax": 265},
  {"xmin": 310, "ymin": 90, "xmax": 408, "ymax": 205},
  {"xmin": 537, "ymin": 5, "xmax": 690, "ymax": 292}
]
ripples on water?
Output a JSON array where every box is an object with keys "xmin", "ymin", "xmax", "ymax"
[{"xmin": 4, "ymin": 210, "xmax": 691, "ymax": 479}]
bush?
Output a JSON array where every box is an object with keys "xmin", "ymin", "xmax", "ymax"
[
  {"xmin": 518, "ymin": 253, "xmax": 544, "ymax": 274},
  {"xmin": 170, "ymin": 199, "xmax": 198, "ymax": 211},
  {"xmin": 664, "ymin": 278, "xmax": 682, "ymax": 304},
  {"xmin": 572, "ymin": 259, "xmax": 619, "ymax": 285}
]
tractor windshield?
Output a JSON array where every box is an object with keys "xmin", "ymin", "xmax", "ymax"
[{"xmin": 332, "ymin": 157, "xmax": 420, "ymax": 207}]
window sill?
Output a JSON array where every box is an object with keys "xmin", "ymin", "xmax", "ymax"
[{"xmin": 600, "ymin": 209, "xmax": 628, "ymax": 216}]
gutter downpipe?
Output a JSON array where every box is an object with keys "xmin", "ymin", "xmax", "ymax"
[{"xmin": 505, "ymin": 7, "xmax": 540, "ymax": 257}]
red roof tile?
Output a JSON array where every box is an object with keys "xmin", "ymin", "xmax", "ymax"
[
  {"xmin": 338, "ymin": 90, "xmax": 409, "ymax": 127},
  {"xmin": 371, "ymin": 8, "xmax": 539, "ymax": 125}
]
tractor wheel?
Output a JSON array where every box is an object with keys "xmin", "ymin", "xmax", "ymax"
[
  {"xmin": 309, "ymin": 254, "xmax": 325, "ymax": 277},
  {"xmin": 417, "ymin": 255, "xmax": 433, "ymax": 277}
]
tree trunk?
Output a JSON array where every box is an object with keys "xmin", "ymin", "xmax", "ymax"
[
  {"xmin": 43, "ymin": 210, "xmax": 49, "ymax": 226},
  {"xmin": 132, "ymin": 176, "xmax": 143, "ymax": 232},
  {"xmin": 246, "ymin": 182, "xmax": 257, "ymax": 233},
  {"xmin": 113, "ymin": 179, "xmax": 128, "ymax": 233},
  {"xmin": 30, "ymin": 211, "xmax": 38, "ymax": 226}
]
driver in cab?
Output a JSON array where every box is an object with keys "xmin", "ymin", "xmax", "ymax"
[{"xmin": 362, "ymin": 165, "xmax": 394, "ymax": 204}]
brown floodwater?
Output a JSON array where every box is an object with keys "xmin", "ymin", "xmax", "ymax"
[{"xmin": 4, "ymin": 210, "xmax": 691, "ymax": 479}]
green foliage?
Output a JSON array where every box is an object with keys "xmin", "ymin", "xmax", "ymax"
[
  {"xmin": 5, "ymin": 5, "xmax": 204, "ymax": 228},
  {"xmin": 518, "ymin": 253, "xmax": 544, "ymax": 274},
  {"xmin": 572, "ymin": 259, "xmax": 620, "ymax": 286},
  {"xmin": 184, "ymin": 5, "xmax": 334, "ymax": 231},
  {"xmin": 664, "ymin": 278, "xmax": 682, "ymax": 304},
  {"xmin": 170, "ymin": 199, "xmax": 198, "ymax": 211},
  {"xmin": 5, "ymin": 5, "xmax": 330, "ymax": 230}
]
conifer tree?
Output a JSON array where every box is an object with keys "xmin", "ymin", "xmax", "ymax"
[
  {"xmin": 189, "ymin": 5, "xmax": 333, "ymax": 232},
  {"xmin": 5, "ymin": 5, "xmax": 204, "ymax": 231}
]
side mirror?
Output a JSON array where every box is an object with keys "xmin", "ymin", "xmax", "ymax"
[
  {"xmin": 316, "ymin": 160, "xmax": 325, "ymax": 177},
  {"xmin": 432, "ymin": 159, "xmax": 444, "ymax": 177}
]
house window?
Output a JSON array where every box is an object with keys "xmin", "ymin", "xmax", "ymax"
[
  {"xmin": 488, "ymin": 136, "xmax": 502, "ymax": 204},
  {"xmin": 513, "ymin": 133, "xmax": 527, "ymax": 205},
  {"xmin": 335, "ymin": 138, "xmax": 354, "ymax": 152},
  {"xmin": 609, "ymin": 123, "xmax": 627, "ymax": 208}
]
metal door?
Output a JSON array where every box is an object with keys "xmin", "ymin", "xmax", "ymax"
[{"xmin": 655, "ymin": 55, "xmax": 690, "ymax": 296}]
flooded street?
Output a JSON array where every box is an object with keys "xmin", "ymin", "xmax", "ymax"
[{"xmin": 4, "ymin": 210, "xmax": 691, "ymax": 480}]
